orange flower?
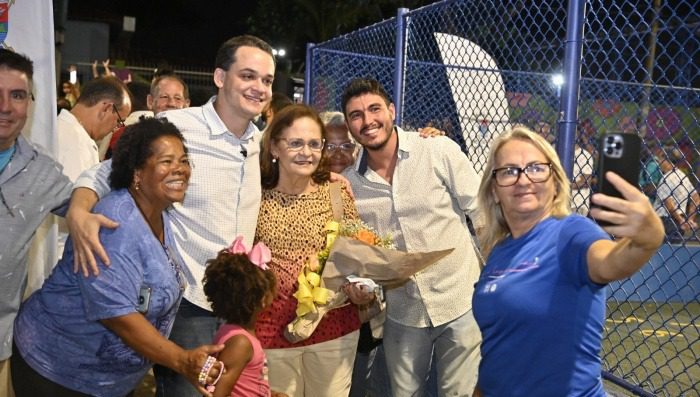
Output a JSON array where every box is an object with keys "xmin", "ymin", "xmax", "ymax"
[
  {"xmin": 354, "ymin": 229, "xmax": 378, "ymax": 245},
  {"xmin": 307, "ymin": 255, "xmax": 321, "ymax": 272}
]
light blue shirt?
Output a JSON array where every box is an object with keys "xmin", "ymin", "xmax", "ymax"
[{"xmin": 14, "ymin": 189, "xmax": 184, "ymax": 397}]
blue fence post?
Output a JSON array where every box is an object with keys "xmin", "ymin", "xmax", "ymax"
[
  {"xmin": 557, "ymin": 0, "xmax": 587, "ymax": 179},
  {"xmin": 393, "ymin": 7, "xmax": 409, "ymax": 125},
  {"xmin": 304, "ymin": 42, "xmax": 315, "ymax": 105}
]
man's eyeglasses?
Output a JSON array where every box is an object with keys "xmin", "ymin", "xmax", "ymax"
[
  {"xmin": 278, "ymin": 138, "xmax": 325, "ymax": 152},
  {"xmin": 492, "ymin": 162, "xmax": 552, "ymax": 187},
  {"xmin": 112, "ymin": 103, "xmax": 126, "ymax": 128},
  {"xmin": 325, "ymin": 142, "xmax": 356, "ymax": 153}
]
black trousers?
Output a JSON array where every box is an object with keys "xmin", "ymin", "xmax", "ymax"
[{"xmin": 11, "ymin": 342, "xmax": 135, "ymax": 397}]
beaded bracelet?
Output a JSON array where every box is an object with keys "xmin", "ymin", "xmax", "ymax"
[
  {"xmin": 206, "ymin": 361, "xmax": 226, "ymax": 393},
  {"xmin": 198, "ymin": 355, "xmax": 217, "ymax": 385}
]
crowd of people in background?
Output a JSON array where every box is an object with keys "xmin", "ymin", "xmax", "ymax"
[{"xmin": 1, "ymin": 30, "xmax": 687, "ymax": 397}]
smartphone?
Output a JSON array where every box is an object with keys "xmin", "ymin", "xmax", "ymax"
[
  {"xmin": 594, "ymin": 133, "xmax": 642, "ymax": 225},
  {"xmin": 69, "ymin": 70, "xmax": 77, "ymax": 84},
  {"xmin": 137, "ymin": 285, "xmax": 152, "ymax": 314}
]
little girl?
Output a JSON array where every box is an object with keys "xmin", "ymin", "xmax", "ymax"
[{"xmin": 203, "ymin": 236, "xmax": 284, "ymax": 397}]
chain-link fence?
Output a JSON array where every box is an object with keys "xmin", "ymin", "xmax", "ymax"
[{"xmin": 305, "ymin": 0, "xmax": 700, "ymax": 395}]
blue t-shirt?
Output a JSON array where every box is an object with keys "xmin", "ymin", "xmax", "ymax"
[
  {"xmin": 14, "ymin": 189, "xmax": 184, "ymax": 397},
  {"xmin": 473, "ymin": 216, "xmax": 610, "ymax": 397}
]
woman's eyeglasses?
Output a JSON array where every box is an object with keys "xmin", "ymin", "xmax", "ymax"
[
  {"xmin": 278, "ymin": 138, "xmax": 325, "ymax": 152},
  {"xmin": 492, "ymin": 162, "xmax": 552, "ymax": 187},
  {"xmin": 325, "ymin": 142, "xmax": 356, "ymax": 153}
]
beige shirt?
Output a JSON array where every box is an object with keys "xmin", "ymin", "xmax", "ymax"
[{"xmin": 344, "ymin": 127, "xmax": 482, "ymax": 327}]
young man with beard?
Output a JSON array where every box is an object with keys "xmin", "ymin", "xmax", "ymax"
[
  {"xmin": 340, "ymin": 78, "xmax": 483, "ymax": 397},
  {"xmin": 66, "ymin": 35, "xmax": 276, "ymax": 397}
]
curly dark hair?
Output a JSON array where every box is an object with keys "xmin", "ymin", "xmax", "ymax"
[
  {"xmin": 203, "ymin": 250, "xmax": 277, "ymax": 325},
  {"xmin": 260, "ymin": 104, "xmax": 331, "ymax": 189},
  {"xmin": 109, "ymin": 117, "xmax": 186, "ymax": 189}
]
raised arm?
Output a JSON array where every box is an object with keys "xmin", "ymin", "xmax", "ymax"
[
  {"xmin": 91, "ymin": 60, "xmax": 99, "ymax": 79},
  {"xmin": 101, "ymin": 313, "xmax": 224, "ymax": 397},
  {"xmin": 587, "ymin": 172, "xmax": 664, "ymax": 283}
]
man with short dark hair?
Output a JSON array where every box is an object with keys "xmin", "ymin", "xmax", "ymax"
[
  {"xmin": 67, "ymin": 35, "xmax": 276, "ymax": 397},
  {"xmin": 0, "ymin": 48, "xmax": 72, "ymax": 397},
  {"xmin": 341, "ymin": 78, "xmax": 482, "ymax": 397}
]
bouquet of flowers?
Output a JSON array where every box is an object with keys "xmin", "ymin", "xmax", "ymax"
[{"xmin": 285, "ymin": 219, "xmax": 453, "ymax": 343}]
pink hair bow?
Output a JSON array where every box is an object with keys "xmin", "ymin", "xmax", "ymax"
[{"xmin": 226, "ymin": 236, "xmax": 271, "ymax": 270}]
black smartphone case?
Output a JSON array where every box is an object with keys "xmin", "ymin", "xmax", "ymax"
[{"xmin": 594, "ymin": 133, "xmax": 642, "ymax": 226}]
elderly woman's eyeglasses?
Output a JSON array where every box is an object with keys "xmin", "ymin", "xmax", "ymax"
[
  {"xmin": 278, "ymin": 138, "xmax": 325, "ymax": 152},
  {"xmin": 112, "ymin": 103, "xmax": 126, "ymax": 128},
  {"xmin": 325, "ymin": 142, "xmax": 356, "ymax": 153},
  {"xmin": 492, "ymin": 163, "xmax": 552, "ymax": 187}
]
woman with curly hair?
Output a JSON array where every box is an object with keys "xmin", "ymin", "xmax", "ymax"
[{"xmin": 12, "ymin": 118, "xmax": 223, "ymax": 397}]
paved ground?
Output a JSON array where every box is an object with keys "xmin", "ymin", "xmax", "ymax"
[
  {"xmin": 603, "ymin": 301, "xmax": 700, "ymax": 396},
  {"xmin": 134, "ymin": 371, "xmax": 657, "ymax": 396},
  {"xmin": 135, "ymin": 301, "xmax": 700, "ymax": 397}
]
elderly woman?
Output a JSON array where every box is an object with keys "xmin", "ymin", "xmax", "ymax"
[
  {"xmin": 255, "ymin": 104, "xmax": 374, "ymax": 397},
  {"xmin": 12, "ymin": 118, "xmax": 222, "ymax": 397},
  {"xmin": 319, "ymin": 111, "xmax": 358, "ymax": 174},
  {"xmin": 472, "ymin": 126, "xmax": 663, "ymax": 396}
]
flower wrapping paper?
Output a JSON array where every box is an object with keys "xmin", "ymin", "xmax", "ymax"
[{"xmin": 322, "ymin": 236, "xmax": 454, "ymax": 292}]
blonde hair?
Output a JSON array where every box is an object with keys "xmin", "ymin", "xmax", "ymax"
[{"xmin": 477, "ymin": 126, "xmax": 572, "ymax": 258}]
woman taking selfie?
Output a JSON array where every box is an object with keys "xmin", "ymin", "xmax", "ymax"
[{"xmin": 472, "ymin": 126, "xmax": 663, "ymax": 396}]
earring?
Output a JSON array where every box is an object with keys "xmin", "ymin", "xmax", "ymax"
[
  {"xmin": 134, "ymin": 181, "xmax": 140, "ymax": 191},
  {"xmin": 272, "ymin": 158, "xmax": 277, "ymax": 164}
]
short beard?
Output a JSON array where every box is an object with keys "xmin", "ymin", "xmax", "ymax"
[{"xmin": 362, "ymin": 125, "xmax": 394, "ymax": 151}]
